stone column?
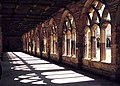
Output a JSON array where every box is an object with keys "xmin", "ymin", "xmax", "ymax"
[{"xmin": 100, "ymin": 29, "xmax": 106, "ymax": 61}]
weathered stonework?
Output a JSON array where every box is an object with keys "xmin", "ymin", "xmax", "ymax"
[{"xmin": 22, "ymin": 0, "xmax": 120, "ymax": 80}]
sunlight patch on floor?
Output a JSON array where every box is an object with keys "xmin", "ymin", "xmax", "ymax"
[
  {"xmin": 41, "ymin": 70, "xmax": 94, "ymax": 84},
  {"xmin": 8, "ymin": 52, "xmax": 95, "ymax": 85},
  {"xmin": 14, "ymin": 73, "xmax": 47, "ymax": 85},
  {"xmin": 31, "ymin": 64, "xmax": 65, "ymax": 71},
  {"xmin": 51, "ymin": 76, "xmax": 94, "ymax": 84},
  {"xmin": 46, "ymin": 73, "xmax": 84, "ymax": 79},
  {"xmin": 10, "ymin": 61, "xmax": 24, "ymax": 65},
  {"xmin": 41, "ymin": 70, "xmax": 77, "ymax": 75}
]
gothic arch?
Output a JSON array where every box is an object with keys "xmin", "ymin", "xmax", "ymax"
[
  {"xmin": 82, "ymin": 0, "xmax": 111, "ymax": 62},
  {"xmin": 49, "ymin": 18, "xmax": 58, "ymax": 55},
  {"xmin": 60, "ymin": 10, "xmax": 76, "ymax": 30},
  {"xmin": 60, "ymin": 10, "xmax": 77, "ymax": 58},
  {"xmin": 35, "ymin": 28, "xmax": 40, "ymax": 55}
]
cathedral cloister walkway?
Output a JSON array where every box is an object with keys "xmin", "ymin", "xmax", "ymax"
[{"xmin": 0, "ymin": 52, "xmax": 120, "ymax": 86}]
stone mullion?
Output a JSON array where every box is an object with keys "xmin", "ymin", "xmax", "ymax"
[{"xmin": 100, "ymin": 29, "xmax": 106, "ymax": 61}]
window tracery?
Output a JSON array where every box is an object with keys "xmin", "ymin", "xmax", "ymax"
[
  {"xmin": 50, "ymin": 20, "xmax": 57, "ymax": 54},
  {"xmin": 62, "ymin": 12, "xmax": 76, "ymax": 57},
  {"xmin": 84, "ymin": 0, "xmax": 111, "ymax": 63}
]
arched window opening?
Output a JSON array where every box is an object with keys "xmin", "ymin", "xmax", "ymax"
[
  {"xmin": 35, "ymin": 28, "xmax": 40, "ymax": 55},
  {"xmin": 50, "ymin": 20, "xmax": 57, "ymax": 55},
  {"xmin": 103, "ymin": 10, "xmax": 111, "ymax": 21},
  {"xmin": 91, "ymin": 24, "xmax": 100, "ymax": 60},
  {"xmin": 105, "ymin": 24, "xmax": 111, "ymax": 63},
  {"xmin": 106, "ymin": 13, "xmax": 111, "ymax": 20},
  {"xmin": 42, "ymin": 30, "xmax": 47, "ymax": 53},
  {"xmin": 50, "ymin": 32, "xmax": 53, "ymax": 54},
  {"xmin": 84, "ymin": 0, "xmax": 111, "ymax": 63},
  {"xmin": 86, "ymin": 17, "xmax": 91, "ymax": 25},
  {"xmin": 92, "ymin": 1, "xmax": 98, "ymax": 7},
  {"xmin": 67, "ymin": 30, "xmax": 71, "ymax": 57},
  {"xmin": 62, "ymin": 21, "xmax": 67, "ymax": 56},
  {"xmin": 92, "ymin": 11, "xmax": 98, "ymax": 24},
  {"xmin": 96, "ymin": 17, "xmax": 99, "ymax": 23},
  {"xmin": 62, "ymin": 12, "xmax": 76, "ymax": 57},
  {"xmin": 84, "ymin": 27, "xmax": 91, "ymax": 59},
  {"xmin": 106, "ymin": 38, "xmax": 111, "ymax": 47},
  {"xmin": 98, "ymin": 4, "xmax": 105, "ymax": 17},
  {"xmin": 31, "ymin": 30, "xmax": 35, "ymax": 54},
  {"xmin": 89, "ymin": 12, "xmax": 93, "ymax": 20},
  {"xmin": 28, "ymin": 32, "xmax": 31, "ymax": 53},
  {"xmin": 71, "ymin": 29, "xmax": 76, "ymax": 57},
  {"xmin": 97, "ymin": 38, "xmax": 100, "ymax": 48}
]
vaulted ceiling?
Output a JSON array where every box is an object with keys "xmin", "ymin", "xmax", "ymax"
[{"xmin": 1, "ymin": 0, "xmax": 79, "ymax": 36}]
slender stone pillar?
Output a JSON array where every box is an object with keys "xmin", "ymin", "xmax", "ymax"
[{"xmin": 100, "ymin": 29, "xmax": 106, "ymax": 61}]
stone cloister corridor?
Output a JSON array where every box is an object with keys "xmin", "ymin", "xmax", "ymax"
[
  {"xmin": 0, "ymin": 52, "xmax": 120, "ymax": 86},
  {"xmin": 0, "ymin": 0, "xmax": 120, "ymax": 85}
]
